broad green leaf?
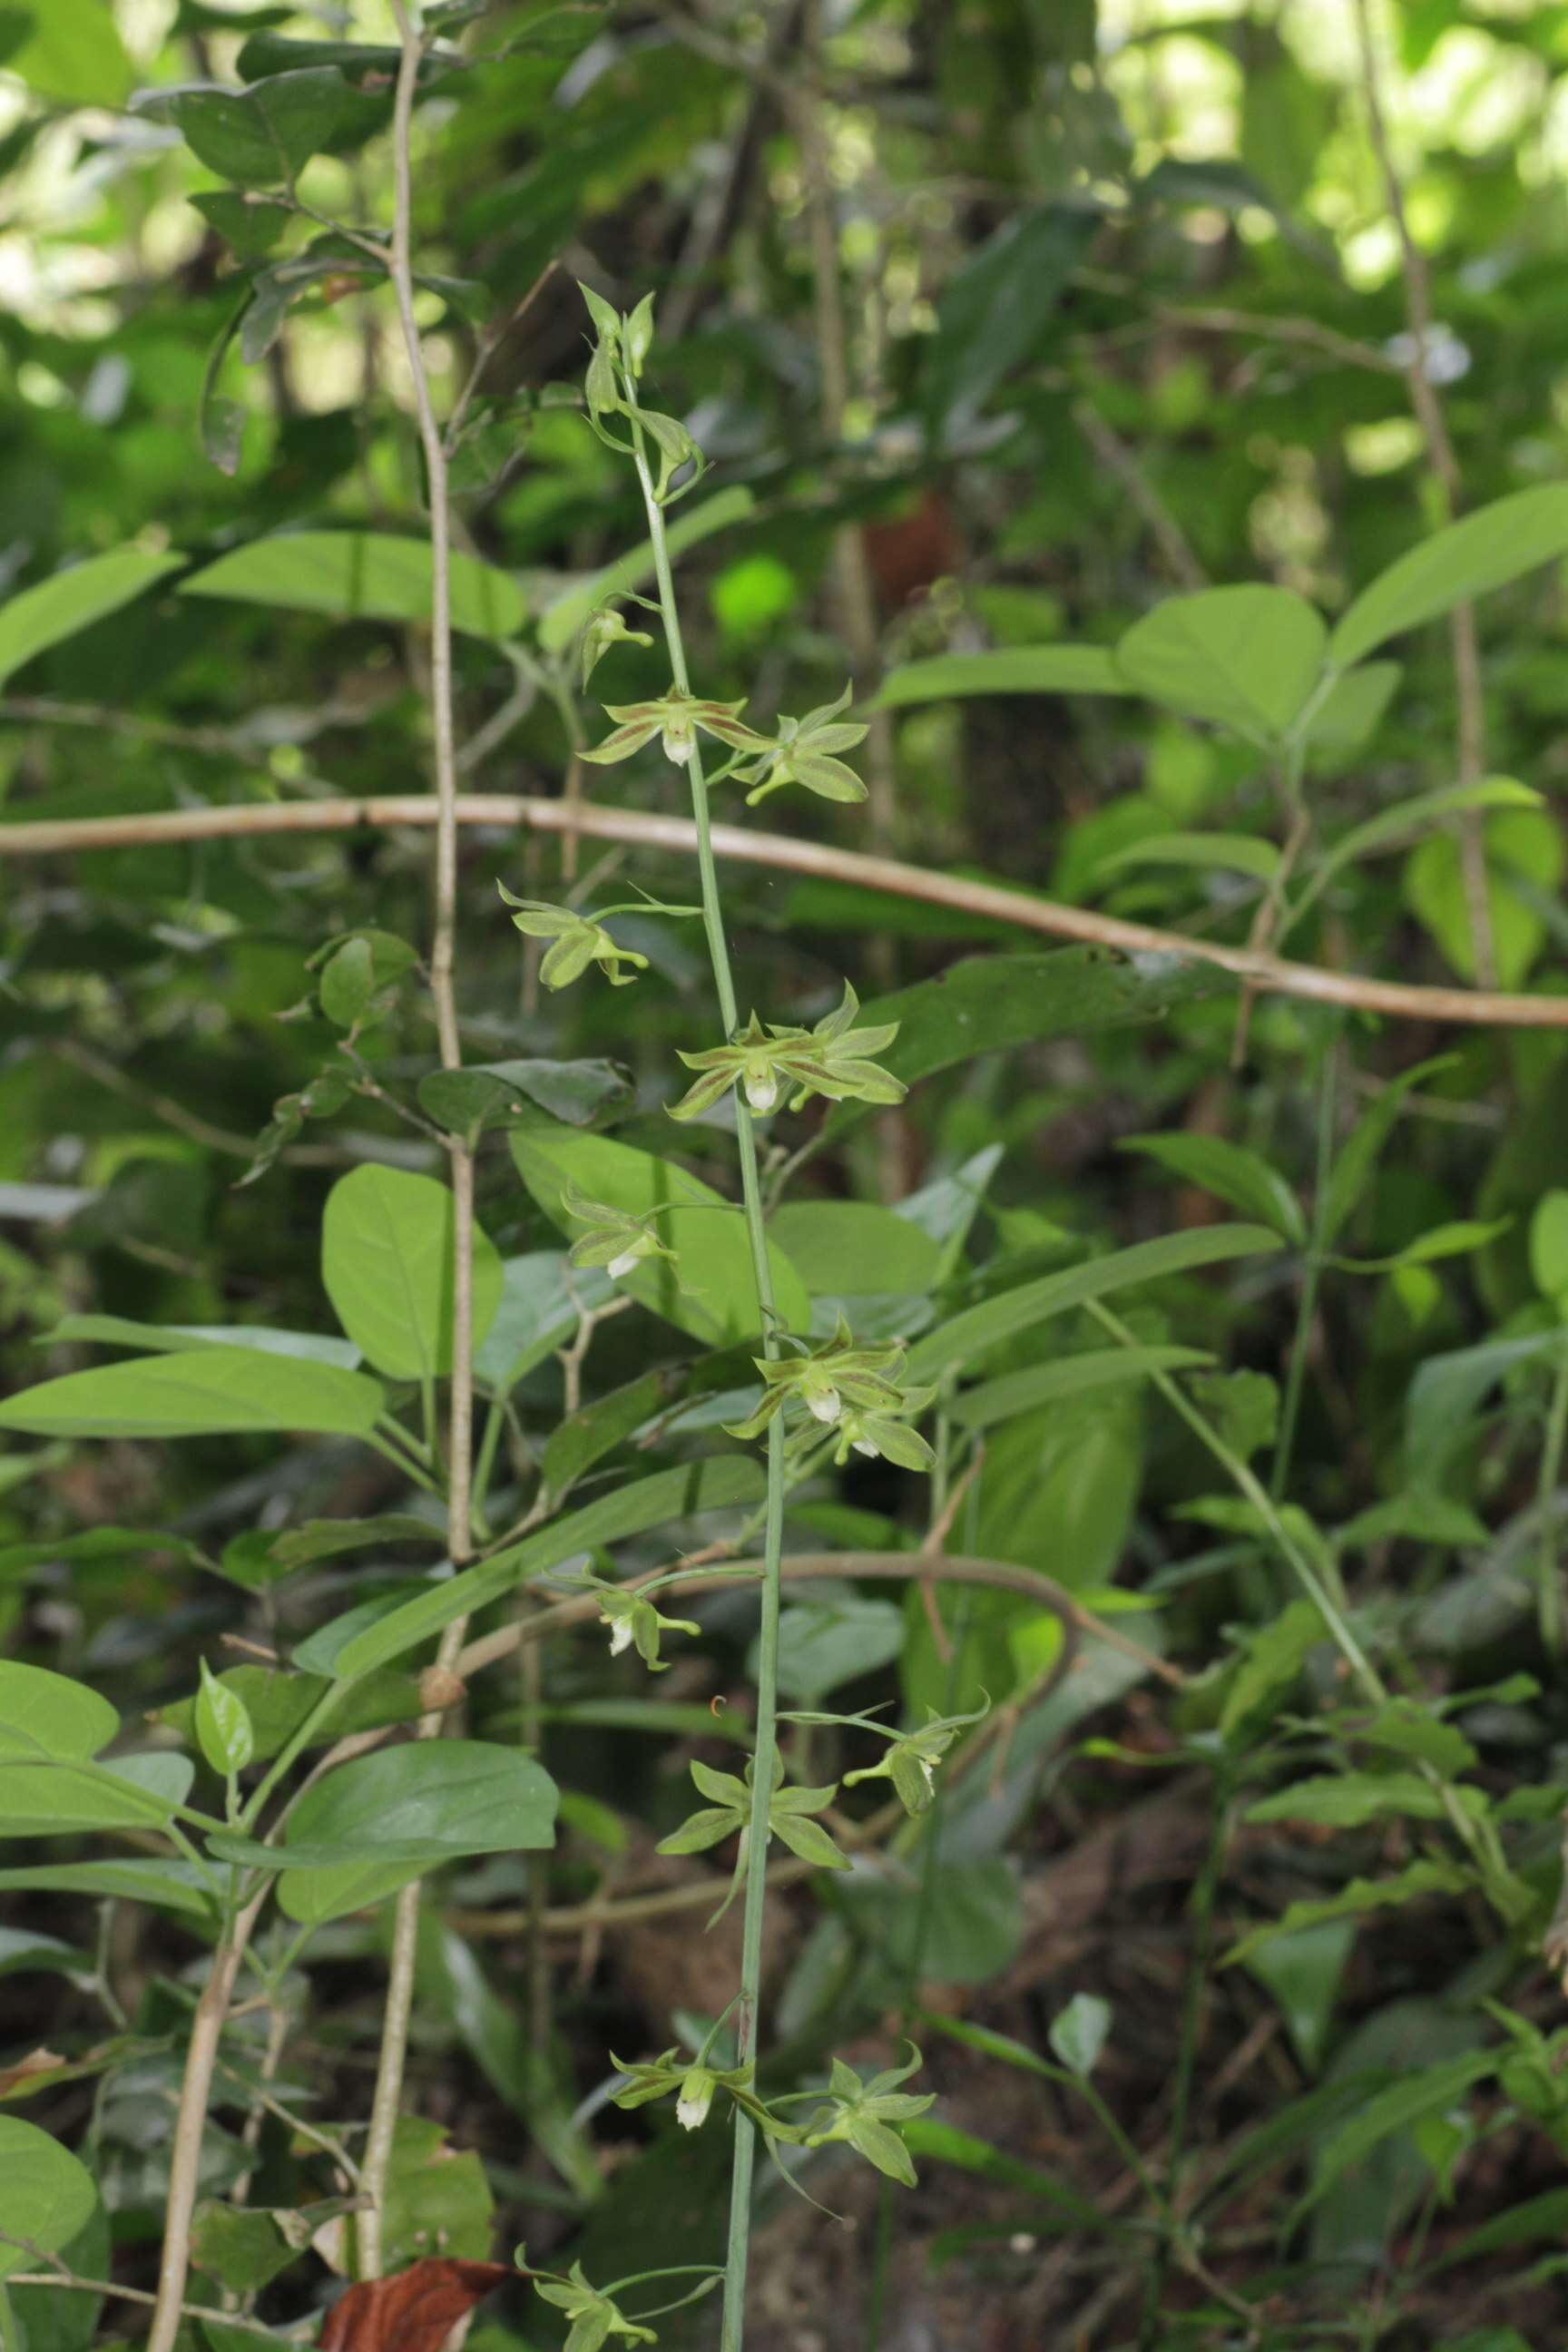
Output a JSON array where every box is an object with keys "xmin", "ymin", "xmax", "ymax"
[
  {"xmin": 899, "ymin": 2118, "xmax": 1114, "ymax": 2233},
  {"xmin": 1431, "ymin": 2188, "xmax": 1568, "ymax": 2270},
  {"xmin": 0, "ymin": 2118, "xmax": 96, "ymax": 2283},
  {"xmin": 321, "ymin": 1166, "xmax": 502, "ymax": 1383},
  {"xmin": 948, "ymin": 1345, "xmax": 1212, "ymax": 1432},
  {"xmin": 1049, "ymin": 1992, "xmax": 1112, "ymax": 2076},
  {"xmin": 270, "ymin": 1740, "xmax": 557, "ymax": 1923},
  {"xmin": 907, "ymin": 1225, "xmax": 1281, "ymax": 1383},
  {"xmin": 542, "ymin": 1368, "xmax": 672, "ymax": 1502},
  {"xmin": 0, "ymin": 1757, "xmax": 187, "ymax": 1838},
  {"xmin": 538, "ymin": 487, "xmax": 753, "ymax": 652},
  {"xmin": 195, "ymin": 1661, "xmax": 255, "ymax": 1777},
  {"xmin": 0, "ymin": 1348, "xmax": 385, "ymax": 1440},
  {"xmin": 1320, "ymin": 1054, "xmax": 1455, "ymax": 1246},
  {"xmin": 1290, "ymin": 779, "xmax": 1539, "ymax": 926},
  {"xmin": 510, "ymin": 1128, "xmax": 810, "ymax": 1348},
  {"xmin": 191, "ymin": 2202, "xmax": 299, "ymax": 2295},
  {"xmin": 1243, "ymin": 1922, "xmax": 1355, "ymax": 2073},
  {"xmin": 263, "ymin": 1515, "xmax": 441, "ymax": 1569},
  {"xmin": 132, "ymin": 68, "xmax": 371, "ymax": 191},
  {"xmin": 766, "ymin": 1201, "xmax": 941, "ymax": 1298},
  {"xmin": 1293, "ymin": 2048, "xmax": 1500, "ymax": 2220},
  {"xmin": 1302, "ymin": 659, "xmax": 1401, "ymax": 762},
  {"xmin": 182, "ymin": 530, "xmax": 524, "ymax": 639},
  {"xmin": 0, "ymin": 1661, "xmax": 118, "ymax": 1761},
  {"xmin": 1406, "ymin": 1332, "xmax": 1560, "ymax": 1485},
  {"xmin": 1532, "ymin": 1191, "xmax": 1568, "ymax": 1308},
  {"xmin": 1330, "ymin": 484, "xmax": 1568, "ymax": 668},
  {"xmin": 1121, "ymin": 1133, "xmax": 1305, "ymax": 1245},
  {"xmin": 431, "ymin": 1929, "xmax": 603, "ymax": 2201},
  {"xmin": 330, "ymin": 1455, "xmax": 767, "ymax": 1680},
  {"xmin": 418, "ymin": 1059, "xmax": 631, "ymax": 1144},
  {"xmin": 764, "ymin": 1596, "xmax": 906, "ymax": 1704},
  {"xmin": 874, "ymin": 646, "xmax": 1126, "ymax": 708},
  {"xmin": 381, "ymin": 2117, "xmax": 493, "ymax": 2270},
  {"xmin": 1094, "ymin": 830, "xmax": 1280, "ymax": 885},
  {"xmin": 1222, "ymin": 1861, "xmax": 1472, "ymax": 1967},
  {"xmin": 0, "ymin": 1927, "xmax": 85, "ymax": 1979},
  {"xmin": 155, "ymin": 1664, "xmax": 425, "ymax": 1762},
  {"xmin": 0, "ymin": 549, "xmax": 181, "ymax": 691},
  {"xmin": 825, "ymin": 949, "xmax": 1231, "ymax": 1141},
  {"xmin": 1405, "ymin": 808, "xmax": 1563, "ymax": 988},
  {"xmin": 0, "ymin": 1858, "xmax": 216, "ymax": 1918},
  {"xmin": 1245, "ymin": 1772, "xmax": 1486, "ymax": 1828},
  {"xmin": 1219, "ymin": 1597, "xmax": 1325, "ymax": 1740},
  {"xmin": 42, "ymin": 1313, "xmax": 361, "ymax": 1369},
  {"xmin": 7, "ymin": 0, "xmax": 132, "ymax": 102},
  {"xmin": 920, "ymin": 202, "xmax": 1093, "ymax": 432},
  {"xmin": 474, "ymin": 1251, "xmax": 613, "ymax": 1396},
  {"xmin": 1114, "ymin": 584, "xmax": 1328, "ymax": 742},
  {"xmin": 895, "ymin": 1144, "xmax": 1002, "ymax": 1280}
]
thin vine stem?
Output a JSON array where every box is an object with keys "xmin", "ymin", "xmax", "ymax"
[
  {"xmin": 619, "ymin": 378, "xmax": 786, "ymax": 2352},
  {"xmin": 1272, "ymin": 1017, "xmax": 1342, "ymax": 1502},
  {"xmin": 354, "ymin": 0, "xmax": 478, "ymax": 2277},
  {"xmin": 1537, "ymin": 1334, "xmax": 1568, "ymax": 1663}
]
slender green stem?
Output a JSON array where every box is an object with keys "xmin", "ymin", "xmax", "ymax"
[
  {"xmin": 621, "ymin": 377, "xmax": 786, "ymax": 2352},
  {"xmin": 864, "ymin": 1401, "xmax": 962, "ymax": 2349},
  {"xmin": 470, "ymin": 1395, "xmax": 506, "ymax": 1529},
  {"xmin": 1137, "ymin": 1767, "xmax": 1233, "ymax": 2347},
  {"xmin": 366, "ymin": 1426, "xmax": 444, "ymax": 1498},
  {"xmin": 237, "ymin": 1679, "xmax": 350, "ymax": 1835},
  {"xmin": 1538, "ymin": 1332, "xmax": 1568, "ymax": 1661},
  {"xmin": 1272, "ymin": 1019, "xmax": 1340, "ymax": 1502},
  {"xmin": 1092, "ymin": 1300, "xmax": 1521, "ymax": 1906}
]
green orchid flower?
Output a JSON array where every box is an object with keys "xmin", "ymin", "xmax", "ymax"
[
  {"xmin": 669, "ymin": 985, "xmax": 905, "ymax": 1122},
  {"xmin": 580, "ymin": 596, "xmax": 656, "ymax": 688},
  {"xmin": 559, "ymin": 1181, "xmax": 679, "ymax": 1280},
  {"xmin": 655, "ymin": 1754, "xmax": 850, "ymax": 1876},
  {"xmin": 730, "ymin": 684, "xmax": 868, "ymax": 807},
  {"xmin": 609, "ymin": 2046, "xmax": 756, "ymax": 2131},
  {"xmin": 795, "ymin": 2047, "xmax": 936, "ymax": 2187},
  {"xmin": 581, "ymin": 687, "xmax": 768, "ymax": 769},
  {"xmin": 840, "ymin": 1697, "xmax": 990, "ymax": 1816},
  {"xmin": 724, "ymin": 1317, "xmax": 926, "ymax": 1449}
]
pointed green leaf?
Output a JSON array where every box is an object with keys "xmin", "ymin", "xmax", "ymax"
[
  {"xmin": 1115, "ymin": 585, "xmax": 1327, "ymax": 742},
  {"xmin": 907, "ymin": 1225, "xmax": 1281, "ymax": 1384},
  {"xmin": 1121, "ymin": 1133, "xmax": 1305, "ymax": 1245},
  {"xmin": 321, "ymin": 1166, "xmax": 502, "ymax": 1384},
  {"xmin": 0, "ymin": 1662, "xmax": 117, "ymax": 1762},
  {"xmin": 273, "ymin": 1740, "xmax": 557, "ymax": 1924},
  {"xmin": 1330, "ymin": 484, "xmax": 1568, "ymax": 668},
  {"xmin": 0, "ymin": 2119, "xmax": 96, "ymax": 2283},
  {"xmin": 181, "ymin": 530, "xmax": 524, "ymax": 639},
  {"xmin": 0, "ymin": 1348, "xmax": 386, "ymax": 1439},
  {"xmin": 0, "ymin": 549, "xmax": 181, "ymax": 691},
  {"xmin": 874, "ymin": 646, "xmax": 1127, "ymax": 708}
]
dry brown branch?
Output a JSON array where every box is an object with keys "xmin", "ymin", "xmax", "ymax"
[{"xmin": 5, "ymin": 790, "xmax": 1564, "ymax": 1028}]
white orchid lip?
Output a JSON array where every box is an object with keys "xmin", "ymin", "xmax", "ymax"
[
  {"xmin": 852, "ymin": 1436, "xmax": 880, "ymax": 1458},
  {"xmin": 676, "ymin": 2073, "xmax": 714, "ymax": 2130},
  {"xmin": 608, "ymin": 1245, "xmax": 643, "ymax": 1279},
  {"xmin": 607, "ymin": 1615, "xmax": 634, "ymax": 1656},
  {"xmin": 661, "ymin": 714, "xmax": 695, "ymax": 761},
  {"xmin": 806, "ymin": 1384, "xmax": 842, "ymax": 1424},
  {"xmin": 743, "ymin": 1065, "xmax": 779, "ymax": 1112}
]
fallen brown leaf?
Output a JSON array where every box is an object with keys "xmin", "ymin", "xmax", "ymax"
[
  {"xmin": 318, "ymin": 2258, "xmax": 510, "ymax": 2352},
  {"xmin": 0, "ymin": 2048, "xmax": 67, "ymax": 2097}
]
